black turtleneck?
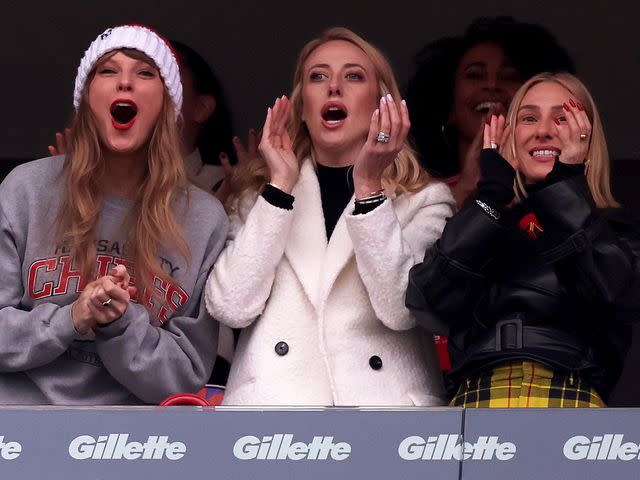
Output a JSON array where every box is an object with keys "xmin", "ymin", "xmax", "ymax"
[
  {"xmin": 260, "ymin": 163, "xmax": 386, "ymax": 239},
  {"xmin": 316, "ymin": 163, "xmax": 354, "ymax": 238}
]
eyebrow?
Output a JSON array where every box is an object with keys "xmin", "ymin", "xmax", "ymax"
[
  {"xmin": 463, "ymin": 61, "xmax": 486, "ymax": 69},
  {"xmin": 518, "ymin": 104, "xmax": 564, "ymax": 111},
  {"xmin": 307, "ymin": 63, "xmax": 367, "ymax": 71}
]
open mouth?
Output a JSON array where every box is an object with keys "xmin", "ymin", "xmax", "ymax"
[
  {"xmin": 110, "ymin": 100, "xmax": 138, "ymax": 130},
  {"xmin": 321, "ymin": 103, "xmax": 348, "ymax": 125},
  {"xmin": 474, "ymin": 101, "xmax": 504, "ymax": 114},
  {"xmin": 530, "ymin": 147, "xmax": 561, "ymax": 160}
]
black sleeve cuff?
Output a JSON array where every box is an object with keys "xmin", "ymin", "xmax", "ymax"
[
  {"xmin": 527, "ymin": 159, "xmax": 585, "ymax": 193},
  {"xmin": 353, "ymin": 197, "xmax": 386, "ymax": 215},
  {"xmin": 262, "ymin": 184, "xmax": 294, "ymax": 210},
  {"xmin": 476, "ymin": 149, "xmax": 516, "ymax": 208}
]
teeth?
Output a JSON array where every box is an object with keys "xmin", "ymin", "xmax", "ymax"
[
  {"xmin": 474, "ymin": 101, "xmax": 499, "ymax": 112},
  {"xmin": 532, "ymin": 149, "xmax": 559, "ymax": 157}
]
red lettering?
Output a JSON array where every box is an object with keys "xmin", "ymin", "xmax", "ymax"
[
  {"xmin": 28, "ymin": 258, "xmax": 58, "ymax": 299},
  {"xmin": 95, "ymin": 255, "xmax": 113, "ymax": 279},
  {"xmin": 159, "ymin": 282, "xmax": 189, "ymax": 323},
  {"xmin": 52, "ymin": 255, "xmax": 87, "ymax": 295}
]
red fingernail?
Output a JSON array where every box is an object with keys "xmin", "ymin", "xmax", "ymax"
[
  {"xmin": 563, "ymin": 103, "xmax": 570, "ymax": 112},
  {"xmin": 569, "ymin": 99, "xmax": 576, "ymax": 108},
  {"xmin": 554, "ymin": 119, "xmax": 561, "ymax": 125},
  {"xmin": 577, "ymin": 103, "xmax": 584, "ymax": 111}
]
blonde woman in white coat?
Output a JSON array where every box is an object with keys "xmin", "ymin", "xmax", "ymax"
[{"xmin": 205, "ymin": 28, "xmax": 455, "ymax": 406}]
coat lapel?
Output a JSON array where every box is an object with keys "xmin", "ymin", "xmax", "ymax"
[
  {"xmin": 284, "ymin": 160, "xmax": 327, "ymax": 309},
  {"xmin": 317, "ymin": 193, "xmax": 356, "ymax": 310}
]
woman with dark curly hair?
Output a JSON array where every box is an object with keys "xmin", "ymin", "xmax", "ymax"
[{"xmin": 406, "ymin": 16, "xmax": 574, "ymax": 207}]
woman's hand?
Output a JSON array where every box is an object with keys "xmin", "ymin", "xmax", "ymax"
[
  {"xmin": 71, "ymin": 265, "xmax": 132, "ymax": 334},
  {"xmin": 352, "ymin": 94, "xmax": 410, "ymax": 199},
  {"xmin": 47, "ymin": 128, "xmax": 72, "ymax": 156},
  {"xmin": 556, "ymin": 99, "xmax": 591, "ymax": 165},
  {"xmin": 452, "ymin": 125, "xmax": 484, "ymax": 207},
  {"xmin": 215, "ymin": 129, "xmax": 261, "ymax": 202},
  {"xmin": 258, "ymin": 96, "xmax": 299, "ymax": 193},
  {"xmin": 482, "ymin": 114, "xmax": 513, "ymax": 163}
]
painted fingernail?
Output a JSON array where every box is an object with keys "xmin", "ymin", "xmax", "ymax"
[
  {"xmin": 569, "ymin": 99, "xmax": 576, "ymax": 108},
  {"xmin": 220, "ymin": 152, "xmax": 228, "ymax": 159},
  {"xmin": 563, "ymin": 103, "xmax": 570, "ymax": 112},
  {"xmin": 577, "ymin": 103, "xmax": 584, "ymax": 111},
  {"xmin": 233, "ymin": 136, "xmax": 240, "ymax": 143},
  {"xmin": 373, "ymin": 109, "xmax": 380, "ymax": 116},
  {"xmin": 380, "ymin": 96, "xmax": 386, "ymax": 104},
  {"xmin": 386, "ymin": 93, "xmax": 393, "ymax": 102},
  {"xmin": 554, "ymin": 119, "xmax": 561, "ymax": 125},
  {"xmin": 401, "ymin": 99, "xmax": 407, "ymax": 106}
]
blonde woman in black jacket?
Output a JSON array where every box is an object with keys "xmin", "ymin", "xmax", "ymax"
[{"xmin": 407, "ymin": 72, "xmax": 640, "ymax": 408}]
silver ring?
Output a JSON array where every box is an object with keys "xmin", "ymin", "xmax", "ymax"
[
  {"xmin": 579, "ymin": 133, "xmax": 588, "ymax": 141},
  {"xmin": 490, "ymin": 141, "xmax": 498, "ymax": 150},
  {"xmin": 101, "ymin": 298, "xmax": 112, "ymax": 307},
  {"xmin": 376, "ymin": 131, "xmax": 390, "ymax": 143}
]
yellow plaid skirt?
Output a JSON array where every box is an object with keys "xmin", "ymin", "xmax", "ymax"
[{"xmin": 450, "ymin": 361, "xmax": 605, "ymax": 408}]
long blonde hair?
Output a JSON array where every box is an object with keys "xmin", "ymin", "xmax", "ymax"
[
  {"xmin": 226, "ymin": 27, "xmax": 428, "ymax": 213},
  {"xmin": 502, "ymin": 72, "xmax": 618, "ymax": 208},
  {"xmin": 56, "ymin": 48, "xmax": 190, "ymax": 299}
]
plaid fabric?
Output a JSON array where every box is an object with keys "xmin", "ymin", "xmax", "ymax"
[{"xmin": 450, "ymin": 361, "xmax": 605, "ymax": 408}]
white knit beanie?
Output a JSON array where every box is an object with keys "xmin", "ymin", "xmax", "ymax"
[{"xmin": 73, "ymin": 24, "xmax": 182, "ymax": 118}]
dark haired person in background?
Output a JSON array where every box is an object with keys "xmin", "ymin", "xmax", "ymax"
[
  {"xmin": 171, "ymin": 40, "xmax": 237, "ymax": 191},
  {"xmin": 406, "ymin": 16, "xmax": 575, "ymax": 208},
  {"xmin": 170, "ymin": 40, "xmax": 237, "ymax": 388}
]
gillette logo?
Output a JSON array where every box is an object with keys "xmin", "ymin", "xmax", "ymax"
[
  {"xmin": 564, "ymin": 435, "xmax": 640, "ymax": 460},
  {"xmin": 399, "ymin": 434, "xmax": 516, "ymax": 460},
  {"xmin": 68, "ymin": 434, "xmax": 186, "ymax": 460},
  {"xmin": 233, "ymin": 434, "xmax": 351, "ymax": 460},
  {"xmin": 0, "ymin": 437, "xmax": 21, "ymax": 460}
]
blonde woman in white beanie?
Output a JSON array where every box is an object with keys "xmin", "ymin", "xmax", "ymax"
[{"xmin": 0, "ymin": 25, "xmax": 228, "ymax": 405}]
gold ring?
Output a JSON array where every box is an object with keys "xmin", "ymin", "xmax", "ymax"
[
  {"xmin": 101, "ymin": 298, "xmax": 112, "ymax": 307},
  {"xmin": 579, "ymin": 133, "xmax": 588, "ymax": 141}
]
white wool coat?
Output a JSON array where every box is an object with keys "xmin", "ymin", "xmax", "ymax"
[{"xmin": 205, "ymin": 159, "xmax": 455, "ymax": 406}]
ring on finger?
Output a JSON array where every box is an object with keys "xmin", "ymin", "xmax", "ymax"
[
  {"xmin": 579, "ymin": 133, "xmax": 588, "ymax": 141},
  {"xmin": 490, "ymin": 141, "xmax": 498, "ymax": 150},
  {"xmin": 376, "ymin": 131, "xmax": 391, "ymax": 143},
  {"xmin": 101, "ymin": 298, "xmax": 112, "ymax": 307}
]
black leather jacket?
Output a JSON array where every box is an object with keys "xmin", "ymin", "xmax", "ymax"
[{"xmin": 407, "ymin": 172, "xmax": 640, "ymax": 401}]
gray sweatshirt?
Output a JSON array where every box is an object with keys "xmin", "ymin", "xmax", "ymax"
[{"xmin": 0, "ymin": 156, "xmax": 228, "ymax": 405}]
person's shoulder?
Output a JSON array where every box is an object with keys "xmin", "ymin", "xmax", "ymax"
[
  {"xmin": 0, "ymin": 156, "xmax": 64, "ymax": 197},
  {"xmin": 400, "ymin": 180, "xmax": 456, "ymax": 208},
  {"xmin": 183, "ymin": 184, "xmax": 228, "ymax": 223}
]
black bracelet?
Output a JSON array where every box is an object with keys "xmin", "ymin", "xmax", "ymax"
[
  {"xmin": 262, "ymin": 183, "xmax": 294, "ymax": 210},
  {"xmin": 354, "ymin": 197, "xmax": 386, "ymax": 215}
]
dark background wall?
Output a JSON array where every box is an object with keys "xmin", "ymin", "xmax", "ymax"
[
  {"xmin": 1, "ymin": 0, "xmax": 638, "ymax": 161},
  {"xmin": 1, "ymin": 0, "xmax": 639, "ymax": 404}
]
